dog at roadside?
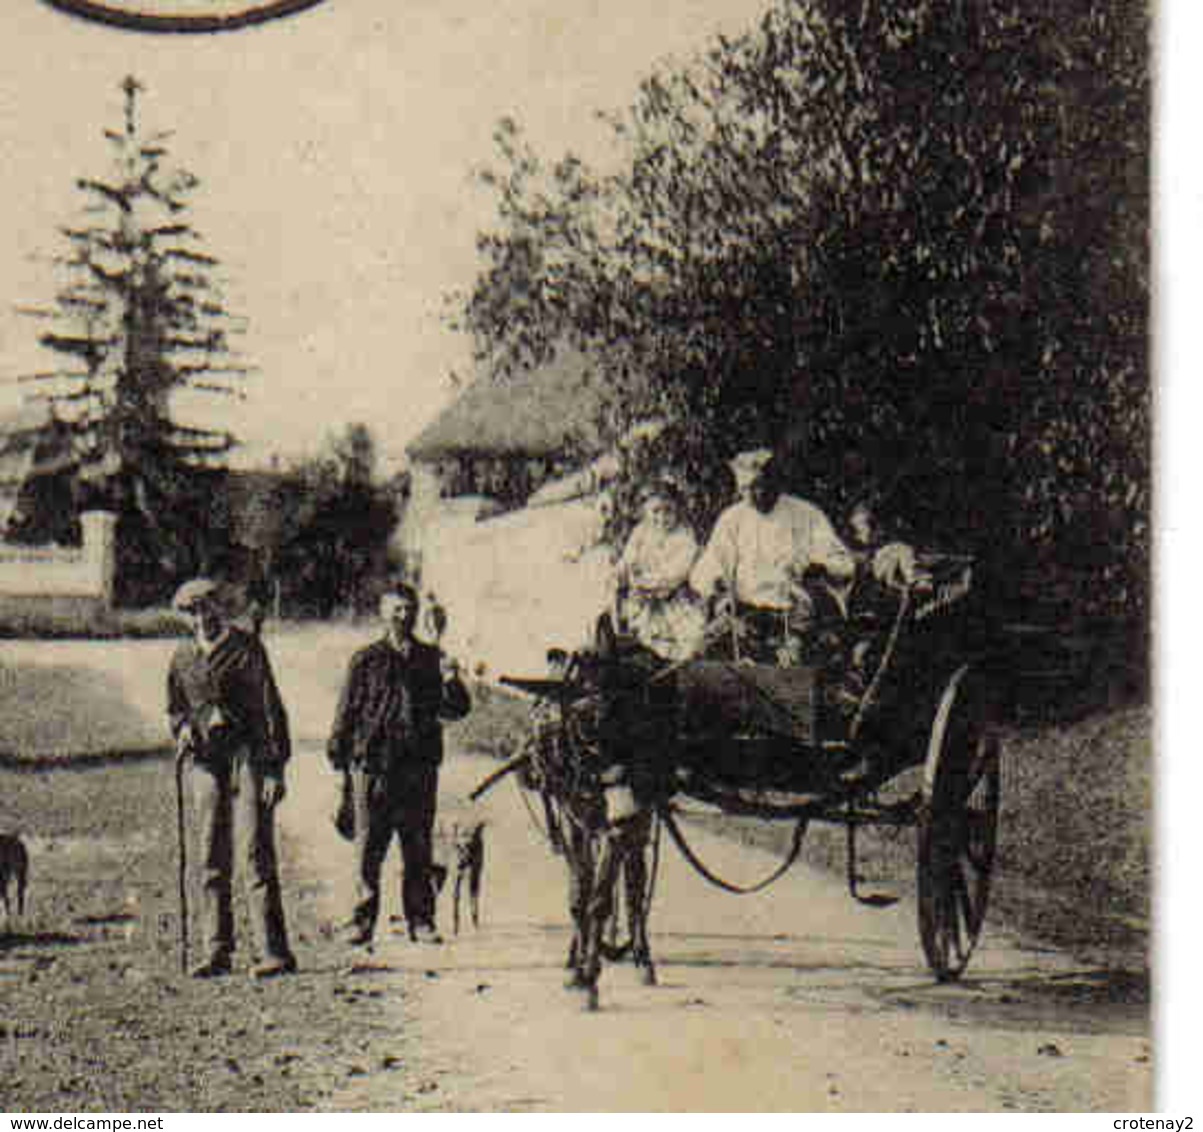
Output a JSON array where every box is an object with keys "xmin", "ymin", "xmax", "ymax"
[
  {"xmin": 402, "ymin": 823, "xmax": 485, "ymax": 936},
  {"xmin": 0, "ymin": 833, "xmax": 28, "ymax": 918},
  {"xmin": 451, "ymin": 821, "xmax": 485, "ymax": 935}
]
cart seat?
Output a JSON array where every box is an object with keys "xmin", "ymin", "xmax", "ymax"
[{"xmin": 673, "ymin": 661, "xmax": 818, "ymax": 745}]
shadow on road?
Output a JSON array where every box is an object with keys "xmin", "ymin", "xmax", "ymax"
[{"xmin": 870, "ymin": 966, "xmax": 1149, "ymax": 1036}]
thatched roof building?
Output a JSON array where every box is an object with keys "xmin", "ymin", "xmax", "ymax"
[
  {"xmin": 408, "ymin": 350, "xmax": 608, "ymax": 463},
  {"xmin": 405, "ymin": 350, "xmax": 614, "ymax": 515}
]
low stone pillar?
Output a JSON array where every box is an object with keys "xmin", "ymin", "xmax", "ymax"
[{"xmin": 80, "ymin": 509, "xmax": 117, "ymax": 610}]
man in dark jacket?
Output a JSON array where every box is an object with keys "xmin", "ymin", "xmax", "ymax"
[
  {"xmin": 328, "ymin": 581, "xmax": 471, "ymax": 946},
  {"xmin": 167, "ymin": 577, "xmax": 296, "ymax": 978}
]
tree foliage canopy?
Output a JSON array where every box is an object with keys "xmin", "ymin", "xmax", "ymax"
[
  {"xmin": 458, "ymin": 0, "xmax": 1149, "ymax": 629},
  {"xmin": 18, "ymin": 76, "xmax": 250, "ymax": 603},
  {"xmin": 272, "ymin": 424, "xmax": 396, "ymax": 618}
]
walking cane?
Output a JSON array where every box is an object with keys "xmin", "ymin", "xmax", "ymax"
[{"xmin": 175, "ymin": 748, "xmax": 190, "ymax": 975}]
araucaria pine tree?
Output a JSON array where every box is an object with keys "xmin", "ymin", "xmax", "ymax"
[{"xmin": 20, "ymin": 75, "xmax": 248, "ymax": 604}]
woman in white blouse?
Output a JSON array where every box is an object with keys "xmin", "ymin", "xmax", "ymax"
[{"xmin": 615, "ymin": 482, "xmax": 707, "ymax": 662}]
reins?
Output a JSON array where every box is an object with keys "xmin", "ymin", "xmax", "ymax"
[
  {"xmin": 659, "ymin": 805, "xmax": 808, "ymax": 895},
  {"xmin": 849, "ymin": 586, "xmax": 911, "ymax": 741}
]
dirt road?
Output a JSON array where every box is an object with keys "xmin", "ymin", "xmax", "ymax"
[
  {"xmin": 281, "ymin": 745, "xmax": 1150, "ymax": 1112},
  {"xmin": 1, "ymin": 630, "xmax": 1151, "ymax": 1111}
]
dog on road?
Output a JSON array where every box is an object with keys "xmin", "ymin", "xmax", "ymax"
[
  {"xmin": 451, "ymin": 821, "xmax": 485, "ymax": 936},
  {"xmin": 393, "ymin": 822, "xmax": 486, "ymax": 937},
  {"xmin": 0, "ymin": 833, "xmax": 28, "ymax": 918}
]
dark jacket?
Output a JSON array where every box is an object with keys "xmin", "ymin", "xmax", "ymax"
[
  {"xmin": 327, "ymin": 637, "xmax": 471, "ymax": 774},
  {"xmin": 167, "ymin": 628, "xmax": 291, "ymax": 775}
]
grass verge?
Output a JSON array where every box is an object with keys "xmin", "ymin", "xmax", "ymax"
[{"xmin": 0, "ymin": 606, "xmax": 185, "ymax": 640}]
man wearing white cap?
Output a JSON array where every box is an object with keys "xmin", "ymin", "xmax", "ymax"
[
  {"xmin": 167, "ymin": 577, "xmax": 296, "ymax": 979},
  {"xmin": 690, "ymin": 448, "xmax": 856, "ymax": 663}
]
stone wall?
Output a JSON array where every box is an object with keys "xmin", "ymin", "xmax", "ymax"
[
  {"xmin": 405, "ymin": 495, "xmax": 616, "ymax": 681},
  {"xmin": 0, "ymin": 511, "xmax": 117, "ymax": 613}
]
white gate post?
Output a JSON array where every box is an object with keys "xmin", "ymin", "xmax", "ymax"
[{"xmin": 81, "ymin": 509, "xmax": 117, "ymax": 609}]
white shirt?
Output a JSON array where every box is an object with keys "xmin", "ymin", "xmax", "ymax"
[
  {"xmin": 690, "ymin": 494, "xmax": 855, "ymax": 610},
  {"xmin": 617, "ymin": 521, "xmax": 700, "ymax": 595}
]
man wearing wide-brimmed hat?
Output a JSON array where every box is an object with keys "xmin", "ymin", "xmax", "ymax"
[
  {"xmin": 167, "ymin": 577, "xmax": 296, "ymax": 979},
  {"xmin": 690, "ymin": 447, "xmax": 856, "ymax": 663}
]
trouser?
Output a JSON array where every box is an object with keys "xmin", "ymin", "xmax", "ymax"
[
  {"xmin": 191, "ymin": 752, "xmax": 292, "ymax": 965},
  {"xmin": 351, "ymin": 763, "xmax": 439, "ymax": 937}
]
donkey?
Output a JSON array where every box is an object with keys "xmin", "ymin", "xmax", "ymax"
[{"xmin": 519, "ymin": 647, "xmax": 661, "ymax": 1010}]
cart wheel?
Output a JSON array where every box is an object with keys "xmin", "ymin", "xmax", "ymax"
[{"xmin": 917, "ymin": 666, "xmax": 1000, "ymax": 982}]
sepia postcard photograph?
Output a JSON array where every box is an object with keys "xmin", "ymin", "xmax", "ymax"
[{"xmin": 0, "ymin": 0, "xmax": 1169, "ymax": 1114}]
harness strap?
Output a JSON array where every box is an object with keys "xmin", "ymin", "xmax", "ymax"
[
  {"xmin": 469, "ymin": 751, "xmax": 531, "ymax": 801},
  {"xmin": 660, "ymin": 806, "xmax": 808, "ymax": 895}
]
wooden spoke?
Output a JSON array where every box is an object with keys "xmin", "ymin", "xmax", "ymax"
[{"xmin": 918, "ymin": 674, "xmax": 1000, "ymax": 982}]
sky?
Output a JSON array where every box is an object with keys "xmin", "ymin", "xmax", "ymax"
[{"xmin": 0, "ymin": 0, "xmax": 759, "ymax": 473}]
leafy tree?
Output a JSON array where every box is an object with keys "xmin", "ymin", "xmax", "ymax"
[
  {"xmin": 458, "ymin": 0, "xmax": 1149, "ymax": 634},
  {"xmin": 277, "ymin": 424, "xmax": 396, "ymax": 618},
  {"xmin": 17, "ymin": 76, "xmax": 249, "ymax": 604}
]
